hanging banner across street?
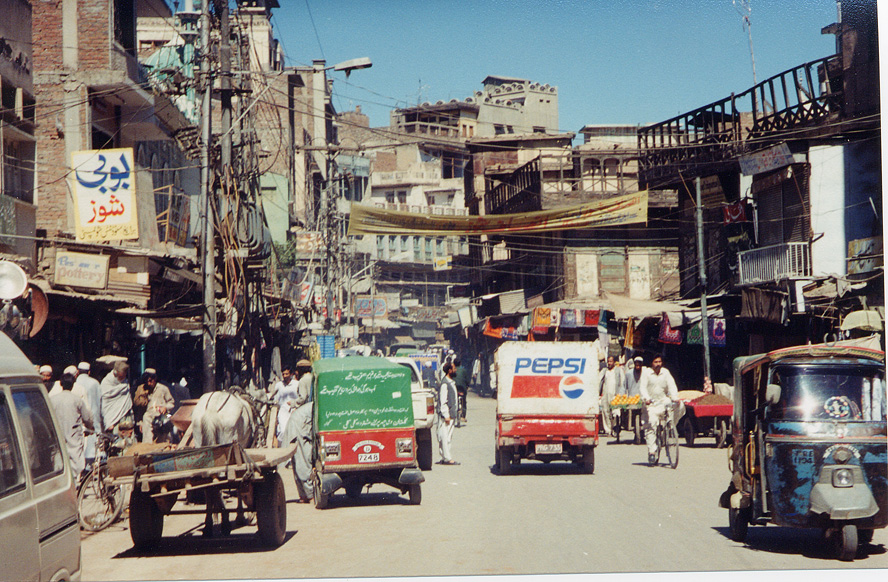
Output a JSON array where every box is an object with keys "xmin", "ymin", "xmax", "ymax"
[{"xmin": 347, "ymin": 191, "xmax": 648, "ymax": 236}]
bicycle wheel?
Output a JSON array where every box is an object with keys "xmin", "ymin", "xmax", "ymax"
[
  {"xmin": 78, "ymin": 464, "xmax": 125, "ymax": 531},
  {"xmin": 665, "ymin": 420, "xmax": 679, "ymax": 469},
  {"xmin": 654, "ymin": 424, "xmax": 663, "ymax": 464}
]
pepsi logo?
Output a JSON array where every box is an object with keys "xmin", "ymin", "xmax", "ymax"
[{"xmin": 560, "ymin": 376, "xmax": 585, "ymax": 399}]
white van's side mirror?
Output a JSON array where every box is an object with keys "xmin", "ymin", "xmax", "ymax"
[{"xmin": 766, "ymin": 384, "xmax": 781, "ymax": 405}]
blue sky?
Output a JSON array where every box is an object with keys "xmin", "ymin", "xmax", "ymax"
[{"xmin": 271, "ymin": 1, "xmax": 841, "ymax": 134}]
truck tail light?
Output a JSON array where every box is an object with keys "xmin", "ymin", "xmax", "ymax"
[{"xmin": 426, "ymin": 396, "xmax": 435, "ymax": 416}]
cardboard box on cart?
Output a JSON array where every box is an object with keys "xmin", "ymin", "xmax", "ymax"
[{"xmin": 494, "ymin": 342, "xmax": 601, "ymax": 474}]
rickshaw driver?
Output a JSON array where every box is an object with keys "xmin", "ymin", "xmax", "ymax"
[{"xmin": 639, "ymin": 355, "xmax": 679, "ymax": 466}]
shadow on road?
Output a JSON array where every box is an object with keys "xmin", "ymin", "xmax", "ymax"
[
  {"xmin": 711, "ymin": 526, "xmax": 887, "ymax": 561},
  {"xmin": 310, "ymin": 490, "xmax": 415, "ymax": 510},
  {"xmin": 111, "ymin": 531, "xmax": 298, "ymax": 558},
  {"xmin": 486, "ymin": 462, "xmax": 591, "ymax": 477}
]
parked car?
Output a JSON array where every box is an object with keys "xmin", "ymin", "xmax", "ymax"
[
  {"xmin": 0, "ymin": 332, "xmax": 81, "ymax": 581},
  {"xmin": 388, "ymin": 357, "xmax": 436, "ymax": 470}
]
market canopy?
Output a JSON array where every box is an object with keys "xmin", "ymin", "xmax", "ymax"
[{"xmin": 347, "ymin": 191, "xmax": 648, "ymax": 236}]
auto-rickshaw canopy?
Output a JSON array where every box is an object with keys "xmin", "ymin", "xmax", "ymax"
[{"xmin": 312, "ymin": 356, "xmax": 415, "ymax": 432}]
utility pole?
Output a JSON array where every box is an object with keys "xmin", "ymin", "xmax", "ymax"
[
  {"xmin": 695, "ymin": 177, "xmax": 711, "ymax": 381},
  {"xmin": 199, "ymin": 0, "xmax": 216, "ymax": 393}
]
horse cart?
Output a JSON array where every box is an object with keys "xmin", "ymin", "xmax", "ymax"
[{"xmin": 107, "ymin": 442, "xmax": 295, "ymax": 549}]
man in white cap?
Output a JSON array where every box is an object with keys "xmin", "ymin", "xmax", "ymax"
[
  {"xmin": 49, "ymin": 365, "xmax": 79, "ymax": 397},
  {"xmin": 626, "ymin": 355, "xmax": 647, "ymax": 398},
  {"xmin": 140, "ymin": 368, "xmax": 175, "ymax": 443},
  {"xmin": 101, "ymin": 360, "xmax": 133, "ymax": 434},
  {"xmin": 39, "ymin": 365, "xmax": 53, "ymax": 392},
  {"xmin": 49, "ymin": 370, "xmax": 94, "ymax": 478}
]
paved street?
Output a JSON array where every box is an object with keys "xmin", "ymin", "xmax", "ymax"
[{"xmin": 81, "ymin": 391, "xmax": 887, "ymax": 580}]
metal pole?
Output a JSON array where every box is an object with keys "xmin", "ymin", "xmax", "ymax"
[
  {"xmin": 695, "ymin": 177, "xmax": 711, "ymax": 381},
  {"xmin": 219, "ymin": 0, "xmax": 232, "ymax": 170},
  {"xmin": 200, "ymin": 1, "xmax": 216, "ymax": 393}
]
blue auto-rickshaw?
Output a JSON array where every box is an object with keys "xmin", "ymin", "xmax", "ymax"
[{"xmin": 719, "ymin": 345, "xmax": 887, "ymax": 560}]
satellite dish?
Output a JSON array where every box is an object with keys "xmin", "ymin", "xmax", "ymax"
[{"xmin": 0, "ymin": 261, "xmax": 28, "ymax": 300}]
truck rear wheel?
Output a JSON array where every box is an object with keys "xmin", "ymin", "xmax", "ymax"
[
  {"xmin": 416, "ymin": 430, "xmax": 433, "ymax": 471},
  {"xmin": 496, "ymin": 448, "xmax": 511, "ymax": 475},
  {"xmin": 582, "ymin": 446, "xmax": 595, "ymax": 474}
]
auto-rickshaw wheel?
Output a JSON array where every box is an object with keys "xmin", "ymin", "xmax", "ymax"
[
  {"xmin": 728, "ymin": 507, "xmax": 750, "ymax": 542},
  {"xmin": 312, "ymin": 473, "xmax": 329, "ymax": 510},
  {"xmin": 408, "ymin": 483, "xmax": 422, "ymax": 505},
  {"xmin": 836, "ymin": 524, "xmax": 858, "ymax": 561}
]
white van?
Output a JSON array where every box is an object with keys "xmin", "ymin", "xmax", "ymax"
[{"xmin": 0, "ymin": 332, "xmax": 81, "ymax": 581}]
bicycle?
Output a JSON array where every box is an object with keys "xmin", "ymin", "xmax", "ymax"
[
  {"xmin": 649, "ymin": 400, "xmax": 680, "ymax": 469},
  {"xmin": 77, "ymin": 431, "xmax": 127, "ymax": 531}
]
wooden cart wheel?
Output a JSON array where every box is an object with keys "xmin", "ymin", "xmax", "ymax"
[
  {"xmin": 256, "ymin": 472, "xmax": 287, "ymax": 547},
  {"xmin": 130, "ymin": 489, "xmax": 164, "ymax": 550}
]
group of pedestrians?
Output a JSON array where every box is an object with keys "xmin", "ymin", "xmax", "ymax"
[
  {"xmin": 272, "ymin": 360, "xmax": 315, "ymax": 502},
  {"xmin": 44, "ymin": 359, "xmax": 187, "ymax": 479},
  {"xmin": 598, "ymin": 354, "xmax": 681, "ymax": 466}
]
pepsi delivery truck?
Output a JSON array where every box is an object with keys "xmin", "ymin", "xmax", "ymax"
[{"xmin": 494, "ymin": 342, "xmax": 600, "ymax": 475}]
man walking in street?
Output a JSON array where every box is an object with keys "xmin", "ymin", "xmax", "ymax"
[
  {"xmin": 639, "ymin": 354, "xmax": 679, "ymax": 466},
  {"xmin": 436, "ymin": 362, "xmax": 459, "ymax": 465},
  {"xmin": 272, "ymin": 366, "xmax": 300, "ymax": 446},
  {"xmin": 281, "ymin": 359, "xmax": 314, "ymax": 502},
  {"xmin": 50, "ymin": 371, "xmax": 95, "ymax": 479},
  {"xmin": 599, "ymin": 355, "xmax": 626, "ymax": 436},
  {"xmin": 453, "ymin": 357, "xmax": 470, "ymax": 426}
]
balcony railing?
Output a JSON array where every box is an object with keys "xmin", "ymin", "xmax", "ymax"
[
  {"xmin": 638, "ymin": 56, "xmax": 841, "ymax": 182},
  {"xmin": 737, "ymin": 242, "xmax": 811, "ymax": 285}
]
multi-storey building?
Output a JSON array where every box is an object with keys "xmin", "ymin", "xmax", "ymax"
[{"xmin": 637, "ymin": 0, "xmax": 881, "ymax": 379}]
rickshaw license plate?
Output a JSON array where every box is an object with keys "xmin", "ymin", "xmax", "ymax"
[
  {"xmin": 535, "ymin": 443, "xmax": 562, "ymax": 454},
  {"xmin": 358, "ymin": 453, "xmax": 380, "ymax": 463}
]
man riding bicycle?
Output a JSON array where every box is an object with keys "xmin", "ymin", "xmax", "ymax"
[{"xmin": 639, "ymin": 355, "xmax": 679, "ymax": 466}]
